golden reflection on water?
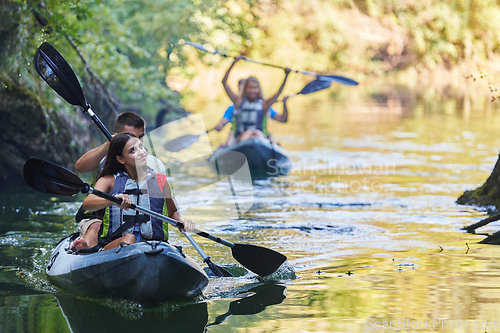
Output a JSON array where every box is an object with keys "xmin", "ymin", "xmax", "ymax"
[
  {"xmin": 190, "ymin": 85, "xmax": 500, "ymax": 332},
  {"xmin": 4, "ymin": 84, "xmax": 500, "ymax": 332}
]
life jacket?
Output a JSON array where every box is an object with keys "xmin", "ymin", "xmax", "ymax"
[
  {"xmin": 233, "ymin": 98, "xmax": 268, "ymax": 137},
  {"xmin": 75, "ymin": 156, "xmax": 167, "ymax": 223},
  {"xmin": 100, "ymin": 171, "xmax": 170, "ymax": 241}
]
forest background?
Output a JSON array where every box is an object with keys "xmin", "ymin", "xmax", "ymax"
[{"xmin": 1, "ymin": 0, "xmax": 500, "ymax": 185}]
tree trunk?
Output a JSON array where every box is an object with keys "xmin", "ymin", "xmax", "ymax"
[{"xmin": 457, "ymin": 155, "xmax": 500, "ymax": 209}]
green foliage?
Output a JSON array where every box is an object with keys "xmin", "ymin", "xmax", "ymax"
[
  {"xmin": 369, "ymin": 0, "xmax": 500, "ymax": 67},
  {"xmin": 3, "ymin": 0, "xmax": 500, "ymax": 123},
  {"xmin": 0, "ymin": 0, "xmax": 258, "ymax": 122}
]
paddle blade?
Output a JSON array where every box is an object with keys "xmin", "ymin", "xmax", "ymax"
[
  {"xmin": 232, "ymin": 244, "xmax": 287, "ymax": 276},
  {"xmin": 34, "ymin": 42, "xmax": 87, "ymax": 108},
  {"xmin": 319, "ymin": 74, "xmax": 358, "ymax": 86},
  {"xmin": 206, "ymin": 260, "xmax": 234, "ymax": 278},
  {"xmin": 23, "ymin": 158, "xmax": 85, "ymax": 196},
  {"xmin": 163, "ymin": 134, "xmax": 201, "ymax": 152},
  {"xmin": 298, "ymin": 78, "xmax": 332, "ymax": 95}
]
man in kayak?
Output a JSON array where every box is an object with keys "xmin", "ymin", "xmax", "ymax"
[
  {"xmin": 76, "ymin": 111, "xmax": 165, "ymax": 176},
  {"xmin": 73, "ymin": 112, "xmax": 165, "ymax": 250},
  {"xmin": 218, "ymin": 56, "xmax": 291, "ymax": 144},
  {"xmin": 215, "ymin": 79, "xmax": 290, "ymax": 146}
]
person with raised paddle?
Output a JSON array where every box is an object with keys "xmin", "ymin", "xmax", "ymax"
[
  {"xmin": 222, "ymin": 56, "xmax": 291, "ymax": 143},
  {"xmin": 215, "ymin": 78, "xmax": 245, "ymax": 147},
  {"xmin": 216, "ymin": 79, "xmax": 289, "ymax": 146},
  {"xmin": 185, "ymin": 41, "xmax": 359, "ymax": 86},
  {"xmin": 72, "ymin": 132, "xmax": 195, "ymax": 251}
]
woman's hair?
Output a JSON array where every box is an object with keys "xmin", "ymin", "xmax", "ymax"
[
  {"xmin": 242, "ymin": 76, "xmax": 264, "ymax": 100},
  {"xmin": 100, "ymin": 132, "xmax": 137, "ymax": 177}
]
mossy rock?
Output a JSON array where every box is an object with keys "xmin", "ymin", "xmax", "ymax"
[
  {"xmin": 457, "ymin": 155, "xmax": 500, "ymax": 210},
  {"xmin": 0, "ymin": 76, "xmax": 78, "ymax": 185}
]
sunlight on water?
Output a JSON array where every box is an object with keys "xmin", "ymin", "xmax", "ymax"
[
  {"xmin": 259, "ymin": 261, "xmax": 297, "ymax": 281},
  {"xmin": 4, "ymin": 86, "xmax": 500, "ymax": 331}
]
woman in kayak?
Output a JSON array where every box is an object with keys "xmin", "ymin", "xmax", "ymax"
[
  {"xmin": 222, "ymin": 56, "xmax": 291, "ymax": 143},
  {"xmin": 216, "ymin": 79, "xmax": 290, "ymax": 146},
  {"xmin": 72, "ymin": 132, "xmax": 194, "ymax": 251}
]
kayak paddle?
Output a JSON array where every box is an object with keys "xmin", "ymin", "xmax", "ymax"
[
  {"xmin": 163, "ymin": 128, "xmax": 216, "ymax": 152},
  {"xmin": 275, "ymin": 77, "xmax": 333, "ymax": 103},
  {"xmin": 23, "ymin": 158, "xmax": 287, "ymax": 276},
  {"xmin": 23, "ymin": 157, "xmax": 233, "ymax": 278},
  {"xmin": 34, "ymin": 42, "xmax": 113, "ymax": 140},
  {"xmin": 33, "ymin": 43, "xmax": 232, "ymax": 277},
  {"xmin": 184, "ymin": 41, "xmax": 358, "ymax": 86}
]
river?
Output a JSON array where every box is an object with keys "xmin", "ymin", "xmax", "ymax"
[{"xmin": 2, "ymin": 83, "xmax": 500, "ymax": 332}]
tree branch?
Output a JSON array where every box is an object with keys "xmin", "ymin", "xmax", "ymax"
[{"xmin": 65, "ymin": 35, "xmax": 119, "ymax": 117}]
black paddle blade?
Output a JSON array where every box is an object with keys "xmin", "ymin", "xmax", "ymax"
[
  {"xmin": 232, "ymin": 244, "xmax": 287, "ymax": 276},
  {"xmin": 23, "ymin": 158, "xmax": 86, "ymax": 196},
  {"xmin": 34, "ymin": 42, "xmax": 87, "ymax": 108},
  {"xmin": 298, "ymin": 78, "xmax": 332, "ymax": 95},
  {"xmin": 319, "ymin": 74, "xmax": 358, "ymax": 86},
  {"xmin": 206, "ymin": 259, "xmax": 234, "ymax": 277}
]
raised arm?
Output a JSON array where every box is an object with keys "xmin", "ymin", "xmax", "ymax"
[
  {"xmin": 75, "ymin": 141, "xmax": 109, "ymax": 173},
  {"xmin": 272, "ymin": 96, "xmax": 289, "ymax": 123},
  {"xmin": 222, "ymin": 57, "xmax": 242, "ymax": 105},
  {"xmin": 263, "ymin": 68, "xmax": 291, "ymax": 111}
]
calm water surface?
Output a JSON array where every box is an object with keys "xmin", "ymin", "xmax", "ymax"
[{"xmin": 2, "ymin": 85, "xmax": 500, "ymax": 332}]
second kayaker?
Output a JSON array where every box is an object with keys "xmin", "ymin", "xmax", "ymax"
[{"xmin": 221, "ymin": 56, "xmax": 291, "ymax": 143}]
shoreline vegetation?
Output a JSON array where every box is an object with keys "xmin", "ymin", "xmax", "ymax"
[{"xmin": 2, "ymin": 0, "xmax": 500, "ymax": 189}]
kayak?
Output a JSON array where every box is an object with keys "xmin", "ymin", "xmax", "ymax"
[
  {"xmin": 46, "ymin": 234, "xmax": 209, "ymax": 304},
  {"xmin": 209, "ymin": 137, "xmax": 291, "ymax": 178}
]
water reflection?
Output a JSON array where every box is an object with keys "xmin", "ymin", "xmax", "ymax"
[
  {"xmin": 208, "ymin": 283, "xmax": 287, "ymax": 327},
  {"xmin": 55, "ymin": 294, "xmax": 208, "ymax": 333},
  {"xmin": 5, "ymin": 83, "xmax": 500, "ymax": 331},
  {"xmin": 51, "ymin": 282, "xmax": 287, "ymax": 333}
]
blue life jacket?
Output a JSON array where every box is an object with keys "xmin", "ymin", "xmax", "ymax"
[{"xmin": 101, "ymin": 171, "xmax": 169, "ymax": 241}]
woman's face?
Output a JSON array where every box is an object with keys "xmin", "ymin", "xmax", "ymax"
[
  {"xmin": 117, "ymin": 137, "xmax": 147, "ymax": 169},
  {"xmin": 245, "ymin": 81, "xmax": 260, "ymax": 100}
]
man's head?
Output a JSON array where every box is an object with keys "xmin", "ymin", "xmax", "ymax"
[{"xmin": 114, "ymin": 112, "xmax": 146, "ymax": 140}]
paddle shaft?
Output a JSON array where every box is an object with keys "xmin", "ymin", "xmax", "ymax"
[
  {"xmin": 186, "ymin": 42, "xmax": 318, "ymax": 77},
  {"xmin": 276, "ymin": 93, "xmax": 297, "ymax": 103},
  {"xmin": 184, "ymin": 42, "xmax": 358, "ymax": 85},
  {"xmin": 241, "ymin": 57, "xmax": 316, "ymax": 77},
  {"xmin": 88, "ymin": 187, "xmax": 235, "ymax": 247},
  {"xmin": 88, "ymin": 187, "xmax": 223, "ymax": 261},
  {"xmin": 85, "ymin": 107, "xmax": 113, "ymax": 140}
]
